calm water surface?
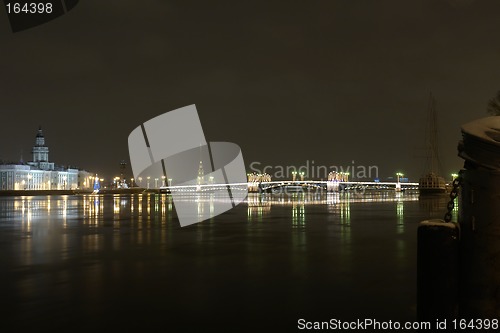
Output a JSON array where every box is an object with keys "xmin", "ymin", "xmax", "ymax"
[{"xmin": 0, "ymin": 192, "xmax": 453, "ymax": 332}]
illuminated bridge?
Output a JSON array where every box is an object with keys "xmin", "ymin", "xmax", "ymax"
[
  {"xmin": 249, "ymin": 180, "xmax": 419, "ymax": 192},
  {"xmin": 157, "ymin": 180, "xmax": 419, "ymax": 193}
]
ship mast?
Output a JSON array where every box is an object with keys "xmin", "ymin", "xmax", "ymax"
[{"xmin": 425, "ymin": 93, "xmax": 440, "ymax": 175}]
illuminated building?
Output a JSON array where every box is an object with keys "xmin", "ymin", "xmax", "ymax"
[{"xmin": 0, "ymin": 127, "xmax": 93, "ymax": 190}]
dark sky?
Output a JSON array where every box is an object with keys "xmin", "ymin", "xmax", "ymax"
[{"xmin": 0, "ymin": 0, "xmax": 498, "ymax": 181}]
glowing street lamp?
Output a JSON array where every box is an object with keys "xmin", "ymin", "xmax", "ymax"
[
  {"xmin": 451, "ymin": 173, "xmax": 458, "ymax": 181},
  {"xmin": 396, "ymin": 172, "xmax": 404, "ymax": 183}
]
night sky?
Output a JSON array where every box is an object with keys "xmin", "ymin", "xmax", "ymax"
[{"xmin": 1, "ymin": 0, "xmax": 498, "ymax": 181}]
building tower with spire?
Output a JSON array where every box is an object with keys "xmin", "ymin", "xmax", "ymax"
[{"xmin": 197, "ymin": 160, "xmax": 205, "ymax": 185}]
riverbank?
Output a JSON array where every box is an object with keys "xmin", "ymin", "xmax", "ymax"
[
  {"xmin": 0, "ymin": 188, "xmax": 155, "ymax": 196},
  {"xmin": 0, "ymin": 189, "xmax": 93, "ymax": 196}
]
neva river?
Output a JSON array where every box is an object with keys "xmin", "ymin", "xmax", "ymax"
[{"xmin": 0, "ymin": 192, "xmax": 454, "ymax": 332}]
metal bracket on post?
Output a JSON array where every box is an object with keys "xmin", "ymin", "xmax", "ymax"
[{"xmin": 444, "ymin": 170, "xmax": 463, "ymax": 223}]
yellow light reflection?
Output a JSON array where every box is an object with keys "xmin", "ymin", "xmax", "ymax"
[{"xmin": 114, "ymin": 196, "xmax": 120, "ymax": 215}]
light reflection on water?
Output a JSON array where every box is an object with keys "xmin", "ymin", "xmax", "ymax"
[
  {"xmin": 0, "ymin": 192, "xmax": 435, "ymax": 265},
  {"xmin": 0, "ymin": 192, "xmax": 428, "ymax": 264},
  {"xmin": 0, "ymin": 192, "xmax": 423, "ymax": 223},
  {"xmin": 0, "ymin": 192, "xmax": 451, "ymax": 330}
]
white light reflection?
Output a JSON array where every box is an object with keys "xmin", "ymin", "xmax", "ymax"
[
  {"xmin": 62, "ymin": 198, "xmax": 67, "ymax": 228},
  {"xmin": 397, "ymin": 199, "xmax": 404, "ymax": 234},
  {"xmin": 292, "ymin": 197, "xmax": 305, "ymax": 227}
]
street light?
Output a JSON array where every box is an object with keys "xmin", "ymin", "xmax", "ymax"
[
  {"xmin": 396, "ymin": 172, "xmax": 404, "ymax": 183},
  {"xmin": 451, "ymin": 173, "xmax": 458, "ymax": 181}
]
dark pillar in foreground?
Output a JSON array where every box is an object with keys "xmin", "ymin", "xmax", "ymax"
[
  {"xmin": 459, "ymin": 168, "xmax": 500, "ymax": 319},
  {"xmin": 458, "ymin": 117, "xmax": 500, "ymax": 319},
  {"xmin": 417, "ymin": 220, "xmax": 459, "ymax": 321}
]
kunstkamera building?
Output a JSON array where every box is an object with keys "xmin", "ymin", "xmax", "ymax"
[{"xmin": 0, "ymin": 127, "xmax": 93, "ymax": 191}]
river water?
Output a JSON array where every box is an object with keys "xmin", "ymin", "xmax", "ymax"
[{"xmin": 0, "ymin": 192, "xmax": 454, "ymax": 332}]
